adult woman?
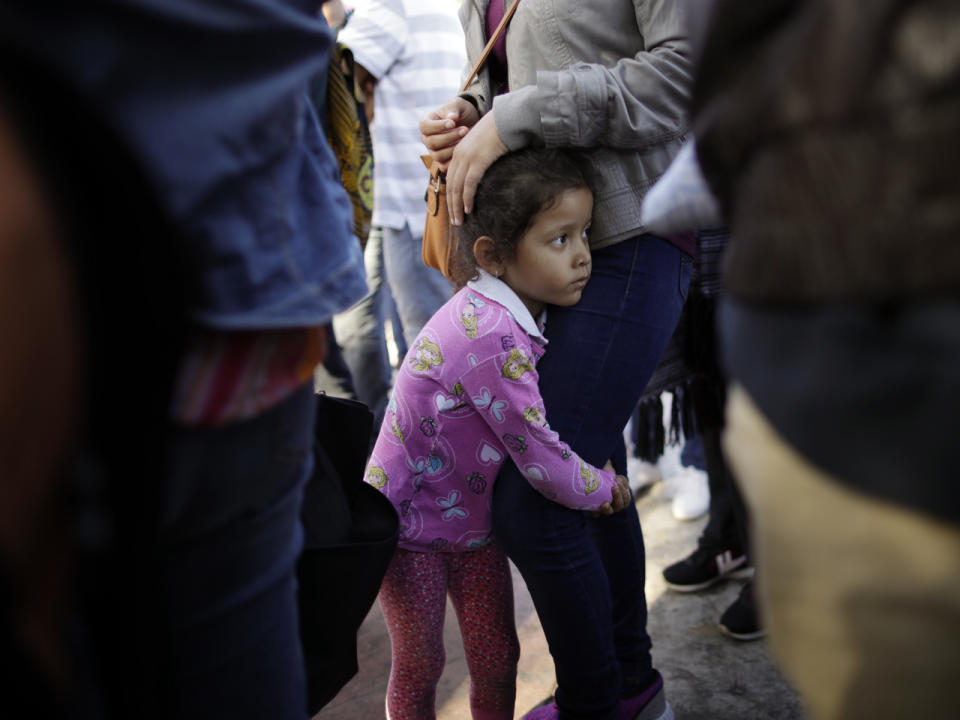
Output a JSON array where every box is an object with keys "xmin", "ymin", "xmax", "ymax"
[{"xmin": 421, "ymin": 2, "xmax": 692, "ymax": 718}]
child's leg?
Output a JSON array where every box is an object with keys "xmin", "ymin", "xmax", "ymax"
[
  {"xmin": 447, "ymin": 542, "xmax": 520, "ymax": 720},
  {"xmin": 378, "ymin": 548, "xmax": 449, "ymax": 720}
]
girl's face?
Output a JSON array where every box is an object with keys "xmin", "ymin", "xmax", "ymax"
[{"xmin": 500, "ymin": 187, "xmax": 593, "ymax": 318}]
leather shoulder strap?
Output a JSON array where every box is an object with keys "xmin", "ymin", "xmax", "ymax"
[{"xmin": 461, "ymin": 0, "xmax": 520, "ymax": 92}]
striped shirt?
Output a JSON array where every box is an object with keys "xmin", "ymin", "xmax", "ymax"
[
  {"xmin": 339, "ymin": 0, "xmax": 466, "ymax": 234},
  {"xmin": 170, "ymin": 327, "xmax": 327, "ymax": 427}
]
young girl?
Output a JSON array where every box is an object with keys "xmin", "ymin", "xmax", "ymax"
[{"xmin": 365, "ymin": 148, "xmax": 631, "ymax": 720}]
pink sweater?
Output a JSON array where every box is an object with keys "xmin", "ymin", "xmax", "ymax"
[{"xmin": 365, "ymin": 272, "xmax": 617, "ymax": 552}]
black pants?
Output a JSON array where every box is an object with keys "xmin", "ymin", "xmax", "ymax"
[{"xmin": 700, "ymin": 424, "xmax": 751, "ymax": 559}]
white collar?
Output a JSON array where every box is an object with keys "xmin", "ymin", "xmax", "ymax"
[{"xmin": 467, "ymin": 269, "xmax": 547, "ymax": 345}]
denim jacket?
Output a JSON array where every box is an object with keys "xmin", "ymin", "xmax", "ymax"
[
  {"xmin": 0, "ymin": 0, "xmax": 366, "ymax": 329},
  {"xmin": 459, "ymin": 0, "xmax": 693, "ymax": 249}
]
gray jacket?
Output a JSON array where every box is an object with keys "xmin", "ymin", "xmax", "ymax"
[{"xmin": 459, "ymin": 0, "xmax": 693, "ymax": 248}]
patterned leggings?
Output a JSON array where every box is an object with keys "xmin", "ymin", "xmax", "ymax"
[{"xmin": 378, "ymin": 543, "xmax": 520, "ymax": 720}]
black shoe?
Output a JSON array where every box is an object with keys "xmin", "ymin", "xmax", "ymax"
[
  {"xmin": 718, "ymin": 581, "xmax": 765, "ymax": 641},
  {"xmin": 662, "ymin": 542, "xmax": 753, "ymax": 592}
]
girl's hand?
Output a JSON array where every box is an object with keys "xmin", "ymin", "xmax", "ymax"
[
  {"xmin": 445, "ymin": 109, "xmax": 508, "ymax": 226},
  {"xmin": 610, "ymin": 474, "xmax": 632, "ymax": 512},
  {"xmin": 419, "ymin": 97, "xmax": 479, "ymax": 171},
  {"xmin": 594, "ymin": 468, "xmax": 633, "ymax": 516}
]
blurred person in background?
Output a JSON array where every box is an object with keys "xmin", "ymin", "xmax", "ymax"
[
  {"xmin": 0, "ymin": 2, "xmax": 366, "ymax": 718},
  {"xmin": 683, "ymin": 0, "xmax": 960, "ymax": 717},
  {"xmin": 338, "ymin": 0, "xmax": 466, "ymax": 350}
]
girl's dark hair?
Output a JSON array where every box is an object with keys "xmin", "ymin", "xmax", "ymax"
[{"xmin": 450, "ymin": 147, "xmax": 592, "ymax": 287}]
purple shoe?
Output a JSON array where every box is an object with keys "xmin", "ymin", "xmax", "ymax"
[
  {"xmin": 519, "ymin": 700, "xmax": 559, "ymax": 720},
  {"xmin": 620, "ymin": 672, "xmax": 673, "ymax": 720},
  {"xmin": 520, "ymin": 673, "xmax": 673, "ymax": 720}
]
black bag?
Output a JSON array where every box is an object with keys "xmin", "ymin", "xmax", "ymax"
[{"xmin": 297, "ymin": 393, "xmax": 398, "ymax": 714}]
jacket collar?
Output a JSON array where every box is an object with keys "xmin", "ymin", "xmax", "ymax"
[{"xmin": 467, "ymin": 269, "xmax": 547, "ymax": 345}]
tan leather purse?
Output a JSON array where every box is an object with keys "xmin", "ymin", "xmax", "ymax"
[{"xmin": 421, "ymin": 0, "xmax": 519, "ymax": 279}]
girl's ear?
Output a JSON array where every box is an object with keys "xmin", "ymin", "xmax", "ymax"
[{"xmin": 473, "ymin": 236, "xmax": 503, "ymax": 277}]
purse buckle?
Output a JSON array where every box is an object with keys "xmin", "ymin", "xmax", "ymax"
[{"xmin": 430, "ymin": 171, "xmax": 444, "ymax": 216}]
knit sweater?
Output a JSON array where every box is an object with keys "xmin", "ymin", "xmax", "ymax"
[{"xmin": 693, "ymin": 0, "xmax": 960, "ymax": 302}]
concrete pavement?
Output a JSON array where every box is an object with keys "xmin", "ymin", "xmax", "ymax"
[{"xmin": 315, "ymin": 479, "xmax": 807, "ymax": 720}]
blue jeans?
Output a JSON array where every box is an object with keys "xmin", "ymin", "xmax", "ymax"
[
  {"xmin": 680, "ymin": 433, "xmax": 706, "ymax": 470},
  {"xmin": 158, "ymin": 384, "xmax": 316, "ymax": 719},
  {"xmin": 332, "ymin": 230, "xmax": 394, "ymax": 431},
  {"xmin": 382, "ymin": 222, "xmax": 453, "ymax": 348},
  {"xmin": 492, "ymin": 235, "xmax": 690, "ymax": 720}
]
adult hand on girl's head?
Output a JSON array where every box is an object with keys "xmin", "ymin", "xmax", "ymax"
[
  {"xmin": 445, "ymin": 110, "xmax": 508, "ymax": 226},
  {"xmin": 419, "ymin": 97, "xmax": 479, "ymax": 171}
]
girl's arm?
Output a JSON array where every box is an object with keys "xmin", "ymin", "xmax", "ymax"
[{"xmin": 459, "ymin": 353, "xmax": 621, "ymax": 513}]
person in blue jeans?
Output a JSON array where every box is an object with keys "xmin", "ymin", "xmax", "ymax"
[
  {"xmin": 420, "ymin": 0, "xmax": 692, "ymax": 716},
  {"xmin": 329, "ymin": 228, "xmax": 397, "ymax": 433},
  {"xmin": 492, "ymin": 238, "xmax": 690, "ymax": 720},
  {"xmin": 0, "ymin": 2, "xmax": 367, "ymax": 719},
  {"xmin": 337, "ymin": 0, "xmax": 466, "ymax": 349}
]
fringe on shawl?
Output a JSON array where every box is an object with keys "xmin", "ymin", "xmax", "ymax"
[{"xmin": 632, "ymin": 228, "xmax": 729, "ymax": 462}]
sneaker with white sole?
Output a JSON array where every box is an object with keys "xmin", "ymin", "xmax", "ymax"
[
  {"xmin": 662, "ymin": 543, "xmax": 753, "ymax": 592},
  {"xmin": 621, "ymin": 671, "xmax": 674, "ymax": 720},
  {"xmin": 627, "ymin": 455, "xmax": 662, "ymax": 495},
  {"xmin": 668, "ymin": 467, "xmax": 710, "ymax": 521},
  {"xmin": 718, "ymin": 580, "xmax": 765, "ymax": 641}
]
